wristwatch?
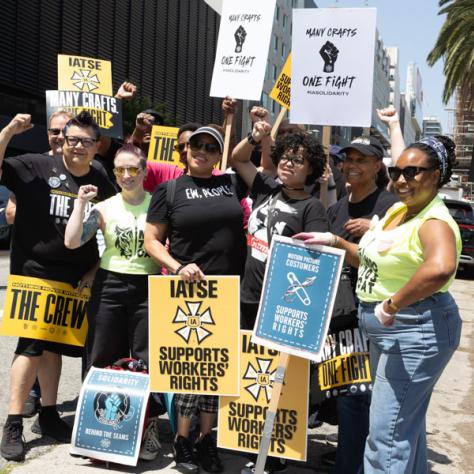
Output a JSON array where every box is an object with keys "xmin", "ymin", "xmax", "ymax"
[
  {"xmin": 386, "ymin": 298, "xmax": 400, "ymax": 313},
  {"xmin": 247, "ymin": 132, "xmax": 260, "ymax": 146}
]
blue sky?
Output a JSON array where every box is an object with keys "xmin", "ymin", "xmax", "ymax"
[{"xmin": 313, "ymin": 0, "xmax": 450, "ymax": 133}]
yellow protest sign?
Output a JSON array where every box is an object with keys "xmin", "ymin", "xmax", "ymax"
[
  {"xmin": 315, "ymin": 321, "xmax": 371, "ymax": 399},
  {"xmin": 58, "ymin": 54, "xmax": 113, "ymax": 96},
  {"xmin": 218, "ymin": 331, "xmax": 309, "ymax": 461},
  {"xmin": 270, "ymin": 54, "xmax": 292, "ymax": 109},
  {"xmin": 147, "ymin": 126, "xmax": 183, "ymax": 167},
  {"xmin": 0, "ymin": 275, "xmax": 89, "ymax": 346},
  {"xmin": 148, "ymin": 276, "xmax": 240, "ymax": 395}
]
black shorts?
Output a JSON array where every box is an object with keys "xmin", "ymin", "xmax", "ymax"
[{"xmin": 15, "ymin": 337, "xmax": 83, "ymax": 358}]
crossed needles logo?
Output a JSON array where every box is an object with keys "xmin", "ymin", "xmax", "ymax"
[
  {"xmin": 70, "ymin": 69, "xmax": 101, "ymax": 92},
  {"xmin": 243, "ymin": 358, "xmax": 276, "ymax": 403},
  {"xmin": 172, "ymin": 301, "xmax": 215, "ymax": 344}
]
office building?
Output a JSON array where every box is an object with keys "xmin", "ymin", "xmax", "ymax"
[{"xmin": 0, "ymin": 0, "xmax": 223, "ymax": 154}]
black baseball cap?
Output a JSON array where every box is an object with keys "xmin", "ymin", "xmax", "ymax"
[{"xmin": 341, "ymin": 136, "xmax": 385, "ymax": 160}]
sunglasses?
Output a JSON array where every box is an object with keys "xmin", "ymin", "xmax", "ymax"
[
  {"xmin": 173, "ymin": 143, "xmax": 187, "ymax": 153},
  {"xmin": 113, "ymin": 166, "xmax": 142, "ymax": 177},
  {"xmin": 280, "ymin": 155, "xmax": 306, "ymax": 167},
  {"xmin": 65, "ymin": 136, "xmax": 97, "ymax": 148},
  {"xmin": 188, "ymin": 141, "xmax": 221, "ymax": 154},
  {"xmin": 388, "ymin": 166, "xmax": 435, "ymax": 181},
  {"xmin": 48, "ymin": 128, "xmax": 65, "ymax": 136}
]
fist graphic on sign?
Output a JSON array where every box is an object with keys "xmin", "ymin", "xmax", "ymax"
[
  {"xmin": 234, "ymin": 25, "xmax": 247, "ymax": 53},
  {"xmin": 319, "ymin": 41, "xmax": 339, "ymax": 73}
]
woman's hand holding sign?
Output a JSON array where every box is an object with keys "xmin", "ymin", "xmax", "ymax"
[
  {"xmin": 293, "ymin": 232, "xmax": 338, "ymax": 246},
  {"xmin": 175, "ymin": 263, "xmax": 205, "ymax": 282}
]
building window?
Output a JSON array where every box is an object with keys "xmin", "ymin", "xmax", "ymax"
[
  {"xmin": 262, "ymin": 92, "xmax": 269, "ymax": 109},
  {"xmin": 275, "ymin": 5, "xmax": 280, "ymax": 21},
  {"xmin": 282, "ymin": 14, "xmax": 288, "ymax": 32},
  {"xmin": 274, "ymin": 35, "xmax": 279, "ymax": 52},
  {"xmin": 273, "ymin": 64, "xmax": 278, "ymax": 81},
  {"xmin": 281, "ymin": 42, "xmax": 286, "ymax": 60},
  {"xmin": 272, "ymin": 99, "xmax": 277, "ymax": 114}
]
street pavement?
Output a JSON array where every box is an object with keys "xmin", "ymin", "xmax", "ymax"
[{"xmin": 0, "ymin": 252, "xmax": 472, "ymax": 473}]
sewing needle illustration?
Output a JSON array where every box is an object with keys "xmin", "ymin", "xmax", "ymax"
[{"xmin": 284, "ymin": 272, "xmax": 316, "ymax": 306}]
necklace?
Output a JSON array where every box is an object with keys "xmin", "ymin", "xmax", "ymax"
[{"xmin": 282, "ymin": 185, "xmax": 304, "ymax": 191}]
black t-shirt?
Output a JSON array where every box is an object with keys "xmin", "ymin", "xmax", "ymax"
[
  {"xmin": 147, "ymin": 174, "xmax": 246, "ymax": 276},
  {"xmin": 1, "ymin": 153, "xmax": 116, "ymax": 285},
  {"xmin": 94, "ymin": 138, "xmax": 123, "ymax": 190},
  {"xmin": 242, "ymin": 173, "xmax": 329, "ymax": 304},
  {"xmin": 327, "ymin": 188, "xmax": 398, "ymax": 243}
]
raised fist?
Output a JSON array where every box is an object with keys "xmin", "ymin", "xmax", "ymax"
[
  {"xmin": 104, "ymin": 393, "xmax": 122, "ymax": 421},
  {"xmin": 234, "ymin": 25, "xmax": 247, "ymax": 53},
  {"xmin": 319, "ymin": 41, "xmax": 339, "ymax": 73}
]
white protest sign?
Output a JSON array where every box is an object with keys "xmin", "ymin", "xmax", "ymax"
[
  {"xmin": 291, "ymin": 8, "xmax": 377, "ymax": 127},
  {"xmin": 210, "ymin": 0, "xmax": 276, "ymax": 100}
]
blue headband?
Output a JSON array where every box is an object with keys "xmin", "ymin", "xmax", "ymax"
[{"xmin": 417, "ymin": 137, "xmax": 448, "ymax": 182}]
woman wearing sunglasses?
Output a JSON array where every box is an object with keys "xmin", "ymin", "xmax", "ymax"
[
  {"xmin": 144, "ymin": 126, "xmax": 246, "ymax": 474},
  {"xmin": 294, "ymin": 135, "xmax": 462, "ymax": 473},
  {"xmin": 64, "ymin": 143, "xmax": 163, "ymax": 461},
  {"xmin": 313, "ymin": 135, "xmax": 398, "ymax": 474}
]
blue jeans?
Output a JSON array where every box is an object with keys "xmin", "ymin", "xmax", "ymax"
[
  {"xmin": 358, "ymin": 292, "xmax": 461, "ymax": 474},
  {"xmin": 335, "ymin": 394, "xmax": 370, "ymax": 474}
]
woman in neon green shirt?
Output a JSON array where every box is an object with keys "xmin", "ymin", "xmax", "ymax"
[
  {"xmin": 295, "ymin": 135, "xmax": 462, "ymax": 474},
  {"xmin": 65, "ymin": 143, "xmax": 161, "ymax": 461}
]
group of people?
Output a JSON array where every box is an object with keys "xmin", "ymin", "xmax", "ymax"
[{"xmin": 0, "ymin": 88, "xmax": 462, "ymax": 474}]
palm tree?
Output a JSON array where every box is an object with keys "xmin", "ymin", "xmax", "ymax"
[{"xmin": 427, "ymin": 0, "xmax": 474, "ymax": 106}]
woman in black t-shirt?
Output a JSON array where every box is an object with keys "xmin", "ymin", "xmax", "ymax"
[
  {"xmin": 232, "ymin": 120, "xmax": 328, "ymax": 329},
  {"xmin": 144, "ymin": 126, "xmax": 245, "ymax": 474}
]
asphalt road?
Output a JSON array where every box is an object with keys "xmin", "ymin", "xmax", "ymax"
[{"xmin": 0, "ymin": 253, "xmax": 472, "ymax": 473}]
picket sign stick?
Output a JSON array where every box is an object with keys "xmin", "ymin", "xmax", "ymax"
[
  {"xmin": 221, "ymin": 112, "xmax": 234, "ymax": 171},
  {"xmin": 320, "ymin": 125, "xmax": 332, "ymax": 209},
  {"xmin": 271, "ymin": 107, "xmax": 287, "ymax": 140},
  {"xmin": 241, "ymin": 352, "xmax": 291, "ymax": 474}
]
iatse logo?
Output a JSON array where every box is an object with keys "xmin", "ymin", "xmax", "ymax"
[
  {"xmin": 70, "ymin": 69, "xmax": 101, "ymax": 92},
  {"xmin": 172, "ymin": 301, "xmax": 215, "ymax": 344},
  {"xmin": 243, "ymin": 358, "xmax": 276, "ymax": 403}
]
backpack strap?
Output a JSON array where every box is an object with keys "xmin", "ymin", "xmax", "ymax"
[{"xmin": 166, "ymin": 178, "xmax": 177, "ymax": 211}]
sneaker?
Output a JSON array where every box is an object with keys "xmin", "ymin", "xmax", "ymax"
[
  {"xmin": 173, "ymin": 435, "xmax": 199, "ymax": 473},
  {"xmin": 22, "ymin": 394, "xmax": 41, "ymax": 418},
  {"xmin": 195, "ymin": 433, "xmax": 223, "ymax": 473},
  {"xmin": 32, "ymin": 410, "xmax": 72, "ymax": 443},
  {"xmin": 139, "ymin": 418, "xmax": 161, "ymax": 461},
  {"xmin": 1, "ymin": 421, "xmax": 25, "ymax": 461}
]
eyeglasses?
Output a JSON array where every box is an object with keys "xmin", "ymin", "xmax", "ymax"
[
  {"xmin": 113, "ymin": 166, "xmax": 142, "ymax": 177},
  {"xmin": 173, "ymin": 143, "xmax": 187, "ymax": 153},
  {"xmin": 388, "ymin": 166, "xmax": 435, "ymax": 181},
  {"xmin": 48, "ymin": 128, "xmax": 65, "ymax": 136},
  {"xmin": 188, "ymin": 141, "xmax": 221, "ymax": 154},
  {"xmin": 280, "ymin": 155, "xmax": 306, "ymax": 167},
  {"xmin": 65, "ymin": 136, "xmax": 97, "ymax": 148}
]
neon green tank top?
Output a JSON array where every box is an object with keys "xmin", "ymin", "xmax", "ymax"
[
  {"xmin": 100, "ymin": 193, "xmax": 160, "ymax": 275},
  {"xmin": 356, "ymin": 195, "xmax": 461, "ymax": 302}
]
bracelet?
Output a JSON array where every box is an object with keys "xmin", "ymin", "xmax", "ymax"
[
  {"xmin": 386, "ymin": 298, "xmax": 400, "ymax": 313},
  {"xmin": 174, "ymin": 264, "xmax": 186, "ymax": 275},
  {"xmin": 332, "ymin": 234, "xmax": 339, "ymax": 247},
  {"xmin": 247, "ymin": 132, "xmax": 261, "ymax": 146}
]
